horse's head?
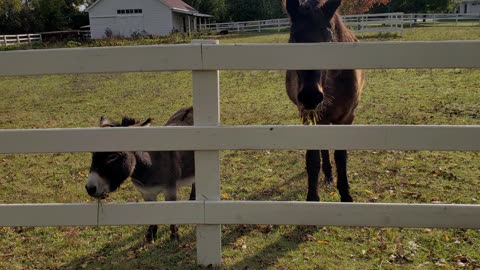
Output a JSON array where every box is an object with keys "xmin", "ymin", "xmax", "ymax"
[
  {"xmin": 85, "ymin": 116, "xmax": 151, "ymax": 198},
  {"xmin": 286, "ymin": 0, "xmax": 341, "ymax": 43},
  {"xmin": 285, "ymin": 0, "xmax": 342, "ymax": 116}
]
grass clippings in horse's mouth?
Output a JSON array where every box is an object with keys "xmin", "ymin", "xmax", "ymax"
[
  {"xmin": 96, "ymin": 198, "xmax": 104, "ymax": 227},
  {"xmin": 303, "ymin": 110, "xmax": 319, "ymax": 125}
]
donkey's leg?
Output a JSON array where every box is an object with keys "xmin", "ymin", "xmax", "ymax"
[
  {"xmin": 165, "ymin": 189, "xmax": 179, "ymax": 241},
  {"xmin": 334, "ymin": 150, "xmax": 353, "ymax": 202},
  {"xmin": 321, "ymin": 150, "xmax": 334, "ymax": 184},
  {"xmin": 142, "ymin": 193, "xmax": 159, "ymax": 243},
  {"xmin": 189, "ymin": 183, "xmax": 196, "ymax": 200},
  {"xmin": 306, "ymin": 150, "xmax": 321, "ymax": 201}
]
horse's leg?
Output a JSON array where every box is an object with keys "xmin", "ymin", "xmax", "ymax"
[
  {"xmin": 321, "ymin": 150, "xmax": 334, "ymax": 184},
  {"xmin": 165, "ymin": 189, "xmax": 179, "ymax": 241},
  {"xmin": 142, "ymin": 193, "xmax": 159, "ymax": 243},
  {"xmin": 189, "ymin": 183, "xmax": 196, "ymax": 200},
  {"xmin": 306, "ymin": 150, "xmax": 321, "ymax": 201},
  {"xmin": 334, "ymin": 150, "xmax": 353, "ymax": 202}
]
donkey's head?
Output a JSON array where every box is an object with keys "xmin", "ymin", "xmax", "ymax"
[
  {"xmin": 85, "ymin": 116, "xmax": 152, "ymax": 198},
  {"xmin": 285, "ymin": 0, "xmax": 342, "ymax": 115}
]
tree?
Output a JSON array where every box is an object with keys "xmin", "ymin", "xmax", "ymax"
[
  {"xmin": 340, "ymin": 0, "xmax": 391, "ymax": 14},
  {"xmin": 184, "ymin": 0, "xmax": 227, "ymax": 21},
  {"xmin": 0, "ymin": 0, "xmax": 23, "ymax": 34},
  {"xmin": 226, "ymin": 0, "xmax": 284, "ymax": 22}
]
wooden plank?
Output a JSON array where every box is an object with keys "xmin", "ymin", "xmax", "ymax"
[
  {"xmin": 1, "ymin": 42, "xmax": 479, "ymax": 76},
  {"xmin": 202, "ymin": 41, "xmax": 480, "ymax": 70},
  {"xmin": 205, "ymin": 201, "xmax": 480, "ymax": 229},
  {"xmin": 192, "ymin": 39, "xmax": 222, "ymax": 267},
  {"xmin": 0, "ymin": 202, "xmax": 204, "ymax": 227},
  {"xmin": 0, "ymin": 44, "xmax": 202, "ymax": 76},
  {"xmin": 0, "ymin": 125, "xmax": 478, "ymax": 154}
]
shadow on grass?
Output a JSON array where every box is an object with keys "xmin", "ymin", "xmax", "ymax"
[
  {"xmin": 59, "ymin": 226, "xmax": 199, "ymax": 270},
  {"xmin": 227, "ymin": 226, "xmax": 322, "ymax": 270}
]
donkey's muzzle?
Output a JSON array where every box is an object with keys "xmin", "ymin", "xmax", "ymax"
[
  {"xmin": 298, "ymin": 89, "xmax": 324, "ymax": 110},
  {"xmin": 86, "ymin": 185, "xmax": 97, "ymax": 197}
]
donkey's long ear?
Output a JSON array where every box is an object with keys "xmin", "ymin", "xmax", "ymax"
[
  {"xmin": 285, "ymin": 0, "xmax": 300, "ymax": 17},
  {"xmin": 99, "ymin": 116, "xmax": 115, "ymax": 127},
  {"xmin": 322, "ymin": 0, "xmax": 342, "ymax": 19},
  {"xmin": 139, "ymin": 118, "xmax": 152, "ymax": 127}
]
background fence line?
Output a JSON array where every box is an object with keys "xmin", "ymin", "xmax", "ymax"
[
  {"xmin": 200, "ymin": 12, "xmax": 480, "ymax": 35},
  {"xmin": 0, "ymin": 33, "xmax": 41, "ymax": 46},
  {"xmin": 2, "ymin": 13, "xmax": 479, "ymax": 45},
  {"xmin": 0, "ymin": 40, "xmax": 479, "ymax": 267}
]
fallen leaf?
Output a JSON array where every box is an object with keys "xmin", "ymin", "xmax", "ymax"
[
  {"xmin": 317, "ymin": 240, "xmax": 330, "ymax": 245},
  {"xmin": 221, "ymin": 193, "xmax": 229, "ymax": 200},
  {"xmin": 365, "ymin": 189, "xmax": 374, "ymax": 195}
]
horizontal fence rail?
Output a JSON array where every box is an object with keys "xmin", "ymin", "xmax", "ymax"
[
  {"xmin": 1, "ymin": 41, "xmax": 479, "ymax": 76},
  {"xmin": 0, "ymin": 125, "xmax": 479, "ymax": 153},
  {"xmin": 1, "ymin": 202, "xmax": 480, "ymax": 229}
]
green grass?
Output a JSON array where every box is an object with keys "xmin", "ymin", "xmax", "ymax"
[{"xmin": 1, "ymin": 26, "xmax": 480, "ymax": 270}]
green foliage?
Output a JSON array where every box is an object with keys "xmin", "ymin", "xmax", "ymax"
[
  {"xmin": 184, "ymin": 0, "xmax": 285, "ymax": 22},
  {"xmin": 226, "ymin": 0, "xmax": 285, "ymax": 22},
  {"xmin": 0, "ymin": 0, "xmax": 88, "ymax": 34},
  {"xmin": 0, "ymin": 0, "xmax": 23, "ymax": 33},
  {"xmin": 184, "ymin": 0, "xmax": 227, "ymax": 21}
]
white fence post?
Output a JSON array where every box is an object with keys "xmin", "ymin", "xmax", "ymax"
[
  {"xmin": 192, "ymin": 39, "xmax": 222, "ymax": 267},
  {"xmin": 16, "ymin": 34, "xmax": 20, "ymax": 45}
]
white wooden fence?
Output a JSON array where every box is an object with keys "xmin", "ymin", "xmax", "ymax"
[
  {"xmin": 404, "ymin": 13, "xmax": 480, "ymax": 27},
  {"xmin": 0, "ymin": 40, "xmax": 480, "ymax": 266},
  {"xmin": 200, "ymin": 13, "xmax": 405, "ymax": 35},
  {"xmin": 0, "ymin": 33, "xmax": 42, "ymax": 46},
  {"xmin": 201, "ymin": 12, "xmax": 480, "ymax": 35}
]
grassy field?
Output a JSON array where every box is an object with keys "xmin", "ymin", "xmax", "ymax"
[{"xmin": 1, "ymin": 26, "xmax": 480, "ymax": 269}]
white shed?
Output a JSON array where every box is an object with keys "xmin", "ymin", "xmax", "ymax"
[
  {"xmin": 86, "ymin": 0, "xmax": 213, "ymax": 39},
  {"xmin": 458, "ymin": 0, "xmax": 480, "ymax": 14}
]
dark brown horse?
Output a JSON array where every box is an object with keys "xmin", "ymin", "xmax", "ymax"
[{"xmin": 284, "ymin": 0, "xmax": 365, "ymax": 202}]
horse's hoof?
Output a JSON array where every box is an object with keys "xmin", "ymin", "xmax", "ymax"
[
  {"xmin": 306, "ymin": 194, "xmax": 320, "ymax": 202},
  {"xmin": 341, "ymin": 195, "xmax": 353, "ymax": 203},
  {"xmin": 145, "ymin": 233, "xmax": 157, "ymax": 243},
  {"xmin": 324, "ymin": 176, "xmax": 334, "ymax": 185}
]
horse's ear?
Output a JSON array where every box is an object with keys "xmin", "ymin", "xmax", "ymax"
[
  {"xmin": 322, "ymin": 0, "xmax": 342, "ymax": 19},
  {"xmin": 285, "ymin": 0, "xmax": 300, "ymax": 17},
  {"xmin": 99, "ymin": 116, "xmax": 114, "ymax": 127},
  {"xmin": 140, "ymin": 118, "xmax": 152, "ymax": 127}
]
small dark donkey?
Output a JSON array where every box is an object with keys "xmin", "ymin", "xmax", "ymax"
[
  {"xmin": 284, "ymin": 0, "xmax": 366, "ymax": 202},
  {"xmin": 85, "ymin": 106, "xmax": 194, "ymax": 242}
]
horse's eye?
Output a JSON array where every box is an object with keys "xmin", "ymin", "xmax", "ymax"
[{"xmin": 106, "ymin": 154, "xmax": 120, "ymax": 163}]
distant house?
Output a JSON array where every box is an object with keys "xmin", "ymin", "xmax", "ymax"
[
  {"xmin": 86, "ymin": 0, "xmax": 213, "ymax": 39},
  {"xmin": 458, "ymin": 0, "xmax": 480, "ymax": 14}
]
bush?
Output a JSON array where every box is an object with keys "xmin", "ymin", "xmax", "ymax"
[{"xmin": 66, "ymin": 40, "xmax": 82, "ymax": 48}]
